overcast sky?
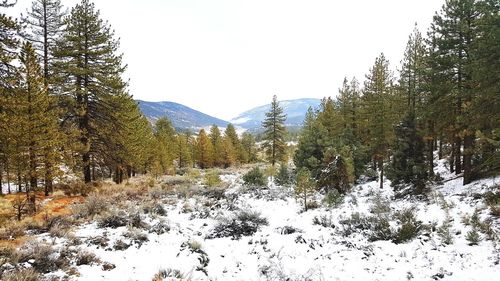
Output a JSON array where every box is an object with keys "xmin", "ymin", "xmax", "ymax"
[{"xmin": 6, "ymin": 0, "xmax": 445, "ymax": 120}]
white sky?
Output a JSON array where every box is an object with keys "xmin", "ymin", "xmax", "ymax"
[{"xmin": 6, "ymin": 0, "xmax": 445, "ymax": 120}]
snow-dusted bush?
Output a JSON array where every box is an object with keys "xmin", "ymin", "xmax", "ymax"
[
  {"xmin": 124, "ymin": 227, "xmax": 149, "ymax": 247},
  {"xmin": 323, "ymin": 189, "xmax": 344, "ymax": 207},
  {"xmin": 339, "ymin": 212, "xmax": 371, "ymax": 236},
  {"xmin": 243, "ymin": 167, "xmax": 267, "ymax": 187},
  {"xmin": 113, "ymin": 239, "xmax": 130, "ymax": 251},
  {"xmin": 1, "ymin": 268, "xmax": 41, "ymax": 281},
  {"xmin": 149, "ymin": 221, "xmax": 170, "ymax": 235},
  {"xmin": 75, "ymin": 250, "xmax": 100, "ymax": 266},
  {"xmin": 97, "ymin": 210, "xmax": 128, "ymax": 228},
  {"xmin": 312, "ymin": 214, "xmax": 335, "ymax": 228},
  {"xmin": 16, "ymin": 243, "xmax": 60, "ymax": 273},
  {"xmin": 142, "ymin": 202, "xmax": 167, "ymax": 216},
  {"xmin": 152, "ymin": 268, "xmax": 190, "ymax": 281},
  {"xmin": 466, "ymin": 230, "xmax": 481, "ymax": 245},
  {"xmin": 392, "ymin": 207, "xmax": 423, "ymax": 244},
  {"xmin": 207, "ymin": 209, "xmax": 268, "ymax": 239}
]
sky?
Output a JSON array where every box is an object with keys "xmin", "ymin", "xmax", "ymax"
[{"xmin": 6, "ymin": 0, "xmax": 445, "ymax": 121}]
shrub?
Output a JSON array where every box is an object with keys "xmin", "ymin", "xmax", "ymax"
[
  {"xmin": 187, "ymin": 240, "xmax": 203, "ymax": 253},
  {"xmin": 2, "ymin": 268, "xmax": 41, "ymax": 281},
  {"xmin": 147, "ymin": 178, "xmax": 156, "ymax": 188},
  {"xmin": 466, "ymin": 230, "xmax": 481, "ymax": 246},
  {"xmin": 143, "ymin": 202, "xmax": 167, "ymax": 216},
  {"xmin": 312, "ymin": 214, "xmax": 335, "ymax": 228},
  {"xmin": 207, "ymin": 210, "xmax": 268, "ymax": 239},
  {"xmin": 97, "ymin": 210, "xmax": 128, "ymax": 228},
  {"xmin": 437, "ymin": 214, "xmax": 454, "ymax": 245},
  {"xmin": 339, "ymin": 212, "xmax": 371, "ymax": 236},
  {"xmin": 369, "ymin": 216, "xmax": 393, "ymax": 242},
  {"xmin": 369, "ymin": 192, "xmax": 391, "ymax": 215},
  {"xmin": 149, "ymin": 221, "xmax": 171, "ymax": 235},
  {"xmin": 76, "ymin": 251, "xmax": 99, "ymax": 266},
  {"xmin": 392, "ymin": 207, "xmax": 423, "ymax": 244},
  {"xmin": 204, "ymin": 170, "xmax": 221, "ymax": 187},
  {"xmin": 0, "ymin": 221, "xmax": 26, "ymax": 240},
  {"xmin": 72, "ymin": 193, "xmax": 107, "ymax": 219},
  {"xmin": 243, "ymin": 167, "xmax": 267, "ymax": 187},
  {"xmin": 124, "ymin": 228, "xmax": 149, "ymax": 247},
  {"xmin": 152, "ymin": 268, "xmax": 189, "ymax": 281},
  {"xmin": 16, "ymin": 243, "xmax": 59, "ymax": 273},
  {"xmin": 113, "ymin": 239, "xmax": 130, "ymax": 251},
  {"xmin": 275, "ymin": 164, "xmax": 292, "ymax": 186},
  {"xmin": 323, "ymin": 189, "xmax": 343, "ymax": 208}
]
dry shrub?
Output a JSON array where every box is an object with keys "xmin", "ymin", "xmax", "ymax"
[
  {"xmin": 2, "ymin": 268, "xmax": 41, "ymax": 281},
  {"xmin": 0, "ymin": 221, "xmax": 26, "ymax": 240},
  {"xmin": 71, "ymin": 193, "xmax": 107, "ymax": 219}
]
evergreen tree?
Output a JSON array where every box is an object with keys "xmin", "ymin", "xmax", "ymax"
[
  {"xmin": 389, "ymin": 26, "xmax": 429, "ymax": 193},
  {"xmin": 361, "ymin": 53, "xmax": 396, "ymax": 189},
  {"xmin": 176, "ymin": 132, "xmax": 193, "ymax": 168},
  {"xmin": 53, "ymin": 0, "xmax": 127, "ymax": 182},
  {"xmin": 224, "ymin": 123, "xmax": 244, "ymax": 163},
  {"xmin": 318, "ymin": 147, "xmax": 355, "ymax": 194},
  {"xmin": 209, "ymin": 125, "xmax": 224, "ymax": 167},
  {"xmin": 262, "ymin": 95, "xmax": 287, "ymax": 167},
  {"xmin": 0, "ymin": 1, "xmax": 20, "ymax": 195},
  {"xmin": 22, "ymin": 0, "xmax": 66, "ymax": 192},
  {"xmin": 221, "ymin": 135, "xmax": 236, "ymax": 168},
  {"xmin": 195, "ymin": 129, "xmax": 214, "ymax": 169},
  {"xmin": 295, "ymin": 168, "xmax": 316, "ymax": 211},
  {"xmin": 241, "ymin": 132, "xmax": 257, "ymax": 163},
  {"xmin": 431, "ymin": 0, "xmax": 481, "ymax": 184},
  {"xmin": 154, "ymin": 117, "xmax": 176, "ymax": 175}
]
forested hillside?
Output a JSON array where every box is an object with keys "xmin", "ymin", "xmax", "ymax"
[{"xmin": 0, "ymin": 0, "xmax": 499, "ymax": 280}]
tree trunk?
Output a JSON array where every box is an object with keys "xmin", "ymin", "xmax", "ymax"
[
  {"xmin": 454, "ymin": 137, "xmax": 461, "ymax": 175},
  {"xmin": 428, "ymin": 139, "xmax": 434, "ymax": 177},
  {"xmin": 438, "ymin": 136, "xmax": 443, "ymax": 160},
  {"xmin": 379, "ymin": 158, "xmax": 384, "ymax": 189},
  {"xmin": 463, "ymin": 133, "xmax": 474, "ymax": 185},
  {"xmin": 450, "ymin": 141, "xmax": 455, "ymax": 173}
]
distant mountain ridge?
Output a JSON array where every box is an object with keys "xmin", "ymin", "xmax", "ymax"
[
  {"xmin": 230, "ymin": 98, "xmax": 321, "ymax": 130},
  {"xmin": 137, "ymin": 100, "xmax": 228, "ymax": 130}
]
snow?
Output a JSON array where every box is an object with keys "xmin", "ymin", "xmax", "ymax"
[
  {"xmin": 22, "ymin": 158, "xmax": 500, "ymax": 281},
  {"xmin": 230, "ymin": 117, "xmax": 251, "ymax": 125}
]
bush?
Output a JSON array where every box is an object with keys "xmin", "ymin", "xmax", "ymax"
[
  {"xmin": 466, "ymin": 230, "xmax": 481, "ymax": 246},
  {"xmin": 339, "ymin": 212, "xmax": 371, "ymax": 236},
  {"xmin": 152, "ymin": 268, "xmax": 188, "ymax": 281},
  {"xmin": 76, "ymin": 250, "xmax": 99, "ymax": 266},
  {"xmin": 242, "ymin": 167, "xmax": 267, "ymax": 187},
  {"xmin": 275, "ymin": 164, "xmax": 293, "ymax": 186},
  {"xmin": 72, "ymin": 193, "xmax": 107, "ymax": 219},
  {"xmin": 392, "ymin": 207, "xmax": 423, "ymax": 244},
  {"xmin": 207, "ymin": 209, "xmax": 268, "ymax": 239},
  {"xmin": 113, "ymin": 239, "xmax": 130, "ymax": 251},
  {"xmin": 437, "ymin": 214, "xmax": 454, "ymax": 245},
  {"xmin": 16, "ymin": 243, "xmax": 59, "ymax": 273},
  {"xmin": 204, "ymin": 170, "xmax": 222, "ymax": 187},
  {"xmin": 323, "ymin": 189, "xmax": 343, "ymax": 208},
  {"xmin": 2, "ymin": 268, "xmax": 41, "ymax": 281},
  {"xmin": 369, "ymin": 216, "xmax": 393, "ymax": 242},
  {"xmin": 369, "ymin": 192, "xmax": 391, "ymax": 215},
  {"xmin": 97, "ymin": 210, "xmax": 128, "ymax": 228},
  {"xmin": 149, "ymin": 221, "xmax": 171, "ymax": 235},
  {"xmin": 312, "ymin": 214, "xmax": 335, "ymax": 228},
  {"xmin": 124, "ymin": 228, "xmax": 149, "ymax": 247}
]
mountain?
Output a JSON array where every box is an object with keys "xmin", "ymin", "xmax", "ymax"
[
  {"xmin": 230, "ymin": 98, "xmax": 321, "ymax": 130},
  {"xmin": 137, "ymin": 100, "xmax": 228, "ymax": 130}
]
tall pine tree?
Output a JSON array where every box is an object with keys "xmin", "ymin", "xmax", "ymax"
[{"xmin": 262, "ymin": 95, "xmax": 287, "ymax": 167}]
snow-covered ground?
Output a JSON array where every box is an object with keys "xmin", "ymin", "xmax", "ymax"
[{"xmin": 21, "ymin": 160, "xmax": 500, "ymax": 281}]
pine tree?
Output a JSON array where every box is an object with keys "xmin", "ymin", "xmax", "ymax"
[
  {"xmin": 294, "ymin": 107, "xmax": 327, "ymax": 178},
  {"xmin": 22, "ymin": 0, "xmax": 66, "ymax": 192},
  {"xmin": 240, "ymin": 132, "xmax": 257, "ymax": 163},
  {"xmin": 154, "ymin": 117, "xmax": 176, "ymax": 175},
  {"xmin": 209, "ymin": 125, "xmax": 224, "ymax": 167},
  {"xmin": 431, "ymin": 0, "xmax": 481, "ymax": 184},
  {"xmin": 318, "ymin": 147, "xmax": 355, "ymax": 194},
  {"xmin": 295, "ymin": 168, "xmax": 316, "ymax": 211},
  {"xmin": 221, "ymin": 135, "xmax": 236, "ymax": 168},
  {"xmin": 262, "ymin": 95, "xmax": 287, "ymax": 167},
  {"xmin": 389, "ymin": 26, "xmax": 429, "ymax": 193},
  {"xmin": 0, "ymin": 1, "xmax": 20, "ymax": 195},
  {"xmin": 176, "ymin": 132, "xmax": 193, "ymax": 168},
  {"xmin": 53, "ymin": 0, "xmax": 127, "ymax": 183},
  {"xmin": 195, "ymin": 129, "xmax": 214, "ymax": 169},
  {"xmin": 224, "ymin": 123, "xmax": 244, "ymax": 163},
  {"xmin": 361, "ymin": 53, "xmax": 396, "ymax": 189}
]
